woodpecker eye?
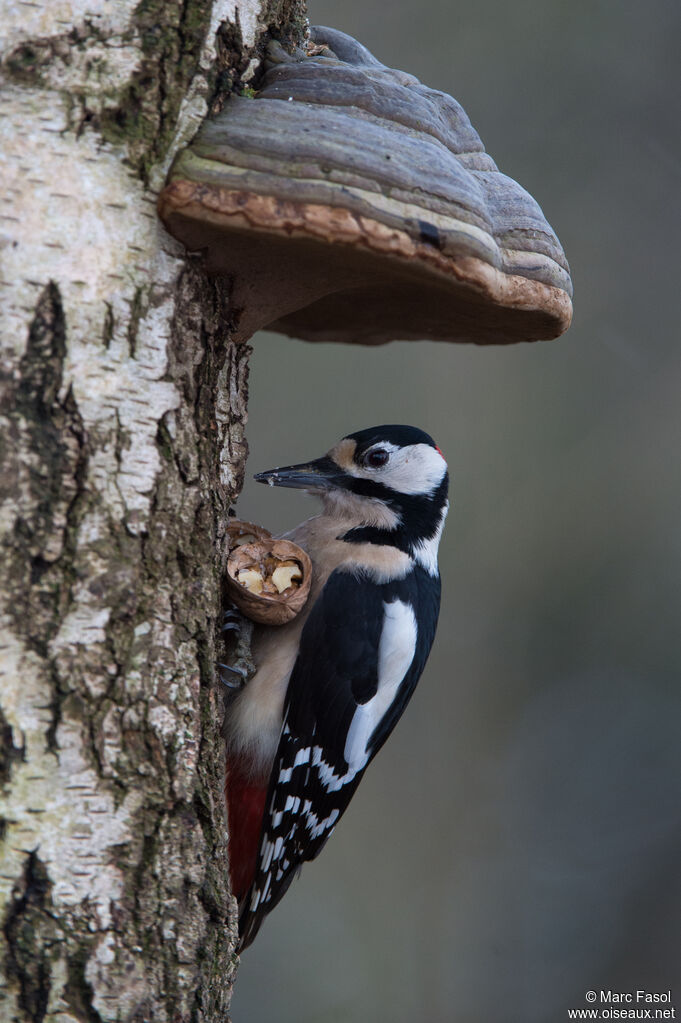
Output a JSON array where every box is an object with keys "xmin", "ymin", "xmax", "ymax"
[{"xmin": 363, "ymin": 448, "xmax": 389, "ymax": 469}]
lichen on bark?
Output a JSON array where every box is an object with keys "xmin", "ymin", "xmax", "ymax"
[{"xmin": 0, "ymin": 0, "xmax": 308, "ymax": 1018}]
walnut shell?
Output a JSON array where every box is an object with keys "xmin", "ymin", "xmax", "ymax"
[
  {"xmin": 225, "ymin": 538, "xmax": 312, "ymax": 625},
  {"xmin": 226, "ymin": 519, "xmax": 272, "ymax": 550}
]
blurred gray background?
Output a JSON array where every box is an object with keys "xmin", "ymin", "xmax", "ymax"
[{"xmin": 231, "ymin": 1, "xmax": 681, "ymax": 1020}]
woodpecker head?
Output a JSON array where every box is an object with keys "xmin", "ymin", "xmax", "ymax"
[{"xmin": 254, "ymin": 425, "xmax": 449, "ymax": 561}]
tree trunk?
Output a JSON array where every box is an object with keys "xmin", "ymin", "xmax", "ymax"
[{"xmin": 0, "ymin": 1, "xmax": 306, "ymax": 1018}]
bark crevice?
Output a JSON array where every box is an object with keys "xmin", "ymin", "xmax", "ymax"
[{"xmin": 2, "ymin": 852, "xmax": 56, "ymax": 1023}]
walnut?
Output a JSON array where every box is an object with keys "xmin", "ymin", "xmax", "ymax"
[{"xmin": 225, "ymin": 524, "xmax": 312, "ymax": 625}]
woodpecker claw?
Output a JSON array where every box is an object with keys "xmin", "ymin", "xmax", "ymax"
[
  {"xmin": 222, "ymin": 608, "xmax": 245, "ymax": 633},
  {"xmin": 218, "ymin": 662, "xmax": 248, "ymax": 689},
  {"xmin": 218, "ymin": 662, "xmax": 247, "ymax": 676}
]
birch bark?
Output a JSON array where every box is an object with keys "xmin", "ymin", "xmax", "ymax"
[{"xmin": 0, "ymin": 1, "xmax": 306, "ymax": 1018}]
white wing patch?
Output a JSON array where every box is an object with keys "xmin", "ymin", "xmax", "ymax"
[{"xmin": 344, "ymin": 599, "xmax": 418, "ymax": 771}]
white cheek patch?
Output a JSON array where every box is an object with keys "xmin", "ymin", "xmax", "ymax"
[
  {"xmin": 346, "ymin": 442, "xmax": 447, "ymax": 496},
  {"xmin": 343, "ymin": 599, "xmax": 417, "ymax": 770},
  {"xmin": 378, "ymin": 443, "xmax": 447, "ymax": 495}
]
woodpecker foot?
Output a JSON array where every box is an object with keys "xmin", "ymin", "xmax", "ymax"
[
  {"xmin": 219, "ymin": 604, "xmax": 256, "ymax": 689},
  {"xmin": 218, "ymin": 662, "xmax": 248, "ymax": 689}
]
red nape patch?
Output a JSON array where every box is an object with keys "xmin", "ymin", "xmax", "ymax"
[
  {"xmin": 435, "ymin": 445, "xmax": 444, "ymax": 456},
  {"xmin": 225, "ymin": 757, "xmax": 268, "ymax": 902}
]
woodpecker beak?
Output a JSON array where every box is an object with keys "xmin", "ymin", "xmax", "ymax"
[{"xmin": 254, "ymin": 456, "xmax": 341, "ymax": 492}]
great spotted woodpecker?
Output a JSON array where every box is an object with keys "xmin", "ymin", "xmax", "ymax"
[{"xmin": 224, "ymin": 425, "xmax": 448, "ymax": 948}]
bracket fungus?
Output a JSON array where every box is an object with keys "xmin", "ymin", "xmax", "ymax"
[{"xmin": 159, "ymin": 26, "xmax": 573, "ymax": 345}]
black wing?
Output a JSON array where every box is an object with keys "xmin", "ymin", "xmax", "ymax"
[{"xmin": 238, "ymin": 565, "xmax": 440, "ymax": 948}]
